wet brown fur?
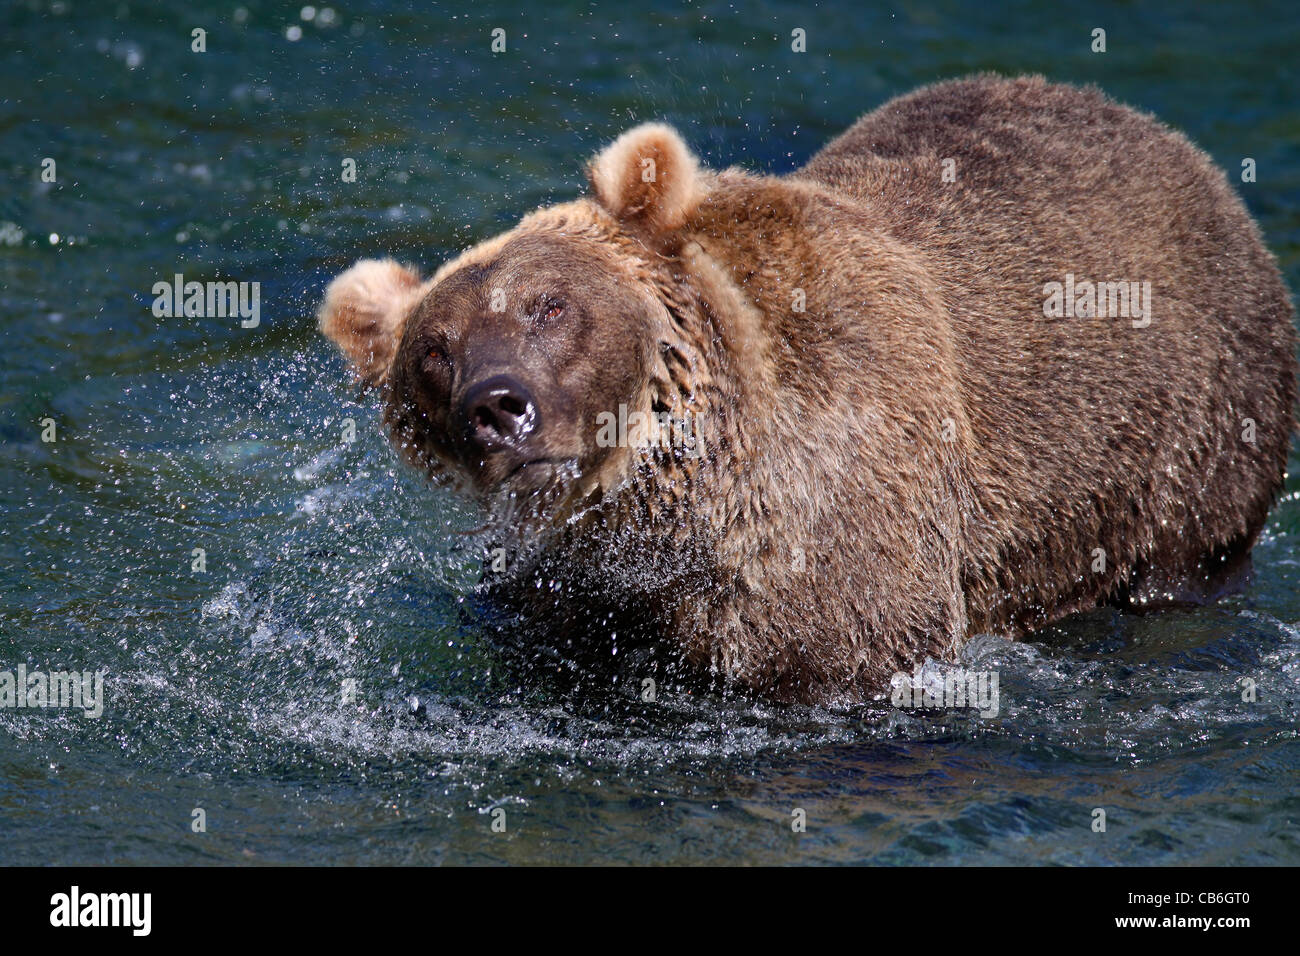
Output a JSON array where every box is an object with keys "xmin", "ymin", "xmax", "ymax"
[{"xmin": 319, "ymin": 75, "xmax": 1297, "ymax": 704}]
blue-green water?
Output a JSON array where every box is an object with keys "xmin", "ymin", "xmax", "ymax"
[{"xmin": 3, "ymin": 0, "xmax": 1299, "ymax": 865}]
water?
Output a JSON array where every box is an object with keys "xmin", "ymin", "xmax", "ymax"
[{"xmin": 3, "ymin": 0, "xmax": 1300, "ymax": 865}]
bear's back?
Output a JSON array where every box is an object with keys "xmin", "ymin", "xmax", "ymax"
[{"xmin": 798, "ymin": 75, "xmax": 1296, "ymax": 633}]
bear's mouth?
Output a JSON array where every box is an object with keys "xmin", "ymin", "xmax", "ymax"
[
  {"xmin": 488, "ymin": 456, "xmax": 582, "ymax": 509},
  {"xmin": 383, "ymin": 387, "xmax": 602, "ymax": 541},
  {"xmin": 503, "ymin": 456, "xmax": 566, "ymax": 482},
  {"xmin": 466, "ymin": 451, "xmax": 581, "ymax": 501},
  {"xmin": 469, "ymin": 455, "xmax": 596, "ymax": 564},
  {"xmin": 405, "ymin": 421, "xmax": 583, "ymax": 516}
]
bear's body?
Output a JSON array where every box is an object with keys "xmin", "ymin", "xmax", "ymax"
[{"xmin": 320, "ymin": 75, "xmax": 1296, "ymax": 703}]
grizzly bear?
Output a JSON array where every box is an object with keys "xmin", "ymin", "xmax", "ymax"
[{"xmin": 319, "ymin": 75, "xmax": 1296, "ymax": 705}]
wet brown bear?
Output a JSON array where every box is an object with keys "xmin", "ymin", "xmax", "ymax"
[{"xmin": 319, "ymin": 75, "xmax": 1296, "ymax": 704}]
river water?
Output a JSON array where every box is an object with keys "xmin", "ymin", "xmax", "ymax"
[{"xmin": 2, "ymin": 0, "xmax": 1299, "ymax": 864}]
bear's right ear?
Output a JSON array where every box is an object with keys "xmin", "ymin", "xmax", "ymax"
[
  {"xmin": 317, "ymin": 259, "xmax": 426, "ymax": 386},
  {"xmin": 586, "ymin": 122, "xmax": 704, "ymax": 234}
]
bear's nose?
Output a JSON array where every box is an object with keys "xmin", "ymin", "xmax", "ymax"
[{"xmin": 461, "ymin": 374, "xmax": 539, "ymax": 451}]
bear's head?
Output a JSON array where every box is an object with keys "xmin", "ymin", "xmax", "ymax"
[{"xmin": 318, "ymin": 124, "xmax": 711, "ymax": 534}]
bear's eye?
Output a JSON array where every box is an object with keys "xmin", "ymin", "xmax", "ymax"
[
  {"xmin": 533, "ymin": 295, "xmax": 566, "ymax": 323},
  {"xmin": 423, "ymin": 344, "xmax": 449, "ymax": 369}
]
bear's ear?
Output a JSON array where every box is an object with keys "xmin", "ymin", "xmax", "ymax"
[
  {"xmin": 586, "ymin": 122, "xmax": 703, "ymax": 233},
  {"xmin": 317, "ymin": 259, "xmax": 425, "ymax": 386}
]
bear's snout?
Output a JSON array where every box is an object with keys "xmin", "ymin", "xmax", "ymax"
[{"xmin": 460, "ymin": 373, "xmax": 540, "ymax": 453}]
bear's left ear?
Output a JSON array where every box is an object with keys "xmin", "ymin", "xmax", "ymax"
[
  {"xmin": 586, "ymin": 123, "xmax": 704, "ymax": 233},
  {"xmin": 318, "ymin": 258, "xmax": 427, "ymax": 386}
]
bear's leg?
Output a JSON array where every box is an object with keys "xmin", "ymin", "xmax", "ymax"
[{"xmin": 1112, "ymin": 532, "xmax": 1257, "ymax": 611}]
